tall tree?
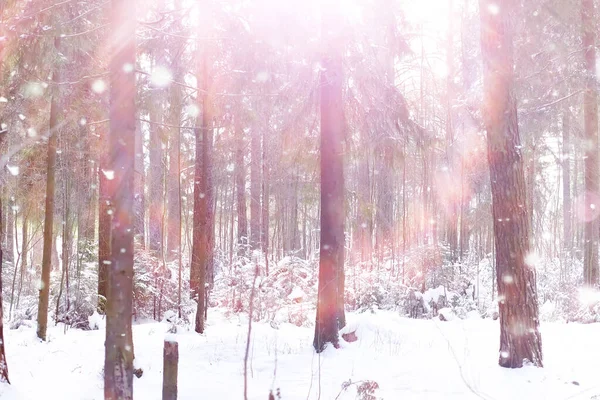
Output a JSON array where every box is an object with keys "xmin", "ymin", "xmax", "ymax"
[
  {"xmin": 98, "ymin": 128, "xmax": 111, "ymax": 313},
  {"xmin": 166, "ymin": 68, "xmax": 183, "ymax": 261},
  {"xmin": 314, "ymin": 0, "xmax": 346, "ymax": 352},
  {"xmin": 250, "ymin": 126, "xmax": 261, "ymax": 250},
  {"xmin": 562, "ymin": 107, "xmax": 572, "ymax": 256},
  {"xmin": 235, "ymin": 114, "xmax": 248, "ymax": 250},
  {"xmin": 479, "ymin": 0, "xmax": 543, "ymax": 368},
  {"xmin": 36, "ymin": 37, "xmax": 61, "ymax": 341},
  {"xmin": 104, "ymin": 0, "xmax": 136, "ymax": 396},
  {"xmin": 0, "ymin": 132, "xmax": 10, "ymax": 384},
  {"xmin": 191, "ymin": 50, "xmax": 212, "ymax": 333},
  {"xmin": 582, "ymin": 0, "xmax": 598, "ymax": 286}
]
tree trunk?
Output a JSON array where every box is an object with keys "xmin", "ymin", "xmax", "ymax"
[
  {"xmin": 562, "ymin": 109, "xmax": 572, "ymax": 257},
  {"xmin": 191, "ymin": 53, "xmax": 212, "ymax": 333},
  {"xmin": 0, "ymin": 135, "xmax": 10, "ymax": 384},
  {"xmin": 98, "ymin": 128, "xmax": 111, "ymax": 313},
  {"xmin": 162, "ymin": 340, "xmax": 178, "ymax": 400},
  {"xmin": 104, "ymin": 0, "xmax": 136, "ymax": 396},
  {"xmin": 582, "ymin": 0, "xmax": 599, "ymax": 286},
  {"xmin": 56, "ymin": 178, "xmax": 71, "ymax": 320},
  {"xmin": 445, "ymin": 0, "xmax": 458, "ymax": 263},
  {"xmin": 134, "ymin": 121, "xmax": 145, "ymax": 249},
  {"xmin": 149, "ymin": 89, "xmax": 165, "ymax": 256},
  {"xmin": 356, "ymin": 129, "xmax": 372, "ymax": 263},
  {"xmin": 250, "ymin": 126, "xmax": 261, "ymax": 250},
  {"xmin": 235, "ymin": 115, "xmax": 248, "ymax": 251},
  {"xmin": 4, "ymin": 190, "xmax": 13, "ymax": 266},
  {"xmin": 314, "ymin": 0, "xmax": 345, "ymax": 352},
  {"xmin": 375, "ymin": 144, "xmax": 393, "ymax": 257},
  {"xmin": 261, "ymin": 128, "xmax": 270, "ymax": 274},
  {"xmin": 479, "ymin": 0, "xmax": 543, "ymax": 368},
  {"xmin": 37, "ymin": 38, "xmax": 61, "ymax": 341},
  {"xmin": 167, "ymin": 68, "xmax": 182, "ymax": 262}
]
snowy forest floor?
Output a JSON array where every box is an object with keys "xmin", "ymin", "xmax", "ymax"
[{"xmin": 0, "ymin": 310, "xmax": 599, "ymax": 400}]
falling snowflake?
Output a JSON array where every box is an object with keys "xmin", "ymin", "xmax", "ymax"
[
  {"xmin": 6, "ymin": 165, "xmax": 19, "ymax": 176},
  {"xmin": 102, "ymin": 169, "xmax": 115, "ymax": 180},
  {"xmin": 186, "ymin": 104, "xmax": 200, "ymax": 118},
  {"xmin": 92, "ymin": 79, "xmax": 107, "ymax": 94},
  {"xmin": 150, "ymin": 66, "xmax": 172, "ymax": 88}
]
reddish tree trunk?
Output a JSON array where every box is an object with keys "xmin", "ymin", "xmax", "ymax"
[{"xmin": 479, "ymin": 0, "xmax": 543, "ymax": 368}]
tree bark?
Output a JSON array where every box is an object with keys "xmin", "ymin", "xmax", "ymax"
[
  {"xmin": 261, "ymin": 128, "xmax": 270, "ymax": 274},
  {"xmin": 445, "ymin": 0, "xmax": 459, "ymax": 262},
  {"xmin": 479, "ymin": 0, "xmax": 543, "ymax": 368},
  {"xmin": 37, "ymin": 37, "xmax": 61, "ymax": 341},
  {"xmin": 314, "ymin": 0, "xmax": 346, "ymax": 352},
  {"xmin": 356, "ymin": 129, "xmax": 372, "ymax": 263},
  {"xmin": 149, "ymin": 91, "xmax": 165, "ymax": 256},
  {"xmin": 104, "ymin": 0, "xmax": 136, "ymax": 396},
  {"xmin": 582, "ymin": 0, "xmax": 599, "ymax": 286},
  {"xmin": 134, "ymin": 121, "xmax": 145, "ymax": 249},
  {"xmin": 235, "ymin": 115, "xmax": 248, "ymax": 251},
  {"xmin": 562, "ymin": 109, "xmax": 572, "ymax": 256},
  {"xmin": 0, "ymin": 134, "xmax": 10, "ymax": 383},
  {"xmin": 167, "ymin": 69, "xmax": 182, "ymax": 262},
  {"xmin": 98, "ymin": 129, "xmax": 111, "ymax": 313},
  {"xmin": 250, "ymin": 126, "xmax": 261, "ymax": 250},
  {"xmin": 191, "ymin": 52, "xmax": 211, "ymax": 333},
  {"xmin": 162, "ymin": 340, "xmax": 178, "ymax": 400}
]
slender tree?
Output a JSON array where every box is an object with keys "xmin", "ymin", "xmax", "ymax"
[
  {"xmin": 0, "ymin": 132, "xmax": 10, "ymax": 384},
  {"xmin": 235, "ymin": 114, "xmax": 248, "ymax": 251},
  {"xmin": 36, "ymin": 37, "xmax": 61, "ymax": 341},
  {"xmin": 479, "ymin": 0, "xmax": 543, "ymax": 368},
  {"xmin": 104, "ymin": 0, "xmax": 136, "ymax": 396},
  {"xmin": 250, "ymin": 126, "xmax": 261, "ymax": 250},
  {"xmin": 582, "ymin": 0, "xmax": 599, "ymax": 286},
  {"xmin": 192, "ymin": 51, "xmax": 212, "ymax": 333}
]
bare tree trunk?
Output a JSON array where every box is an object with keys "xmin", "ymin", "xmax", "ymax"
[
  {"xmin": 445, "ymin": 0, "xmax": 459, "ymax": 263},
  {"xmin": 261, "ymin": 128, "xmax": 270, "ymax": 274},
  {"xmin": 4, "ymin": 189, "xmax": 13, "ymax": 266},
  {"xmin": 0, "ymin": 135, "xmax": 11, "ymax": 383},
  {"xmin": 134, "ymin": 122, "xmax": 145, "ymax": 249},
  {"xmin": 314, "ymin": 0, "xmax": 345, "ymax": 352},
  {"xmin": 167, "ymin": 68, "xmax": 182, "ymax": 262},
  {"xmin": 562, "ymin": 108, "xmax": 572, "ymax": 257},
  {"xmin": 98, "ymin": 129, "xmax": 111, "ymax": 313},
  {"xmin": 104, "ymin": 0, "xmax": 136, "ymax": 396},
  {"xmin": 192, "ymin": 52, "xmax": 212, "ymax": 333},
  {"xmin": 582, "ymin": 0, "xmax": 599, "ymax": 286},
  {"xmin": 250, "ymin": 126, "xmax": 261, "ymax": 250},
  {"xmin": 149, "ymin": 94, "xmax": 165, "ymax": 256},
  {"xmin": 479, "ymin": 0, "xmax": 543, "ymax": 368},
  {"xmin": 235, "ymin": 115, "xmax": 248, "ymax": 252},
  {"xmin": 375, "ymin": 145, "xmax": 393, "ymax": 258},
  {"xmin": 56, "ymin": 178, "xmax": 71, "ymax": 321},
  {"xmin": 162, "ymin": 340, "xmax": 178, "ymax": 400},
  {"xmin": 356, "ymin": 130, "xmax": 372, "ymax": 263},
  {"xmin": 37, "ymin": 38, "xmax": 61, "ymax": 341}
]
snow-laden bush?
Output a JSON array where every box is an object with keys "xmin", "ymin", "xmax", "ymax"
[{"xmin": 211, "ymin": 253, "xmax": 318, "ymax": 327}]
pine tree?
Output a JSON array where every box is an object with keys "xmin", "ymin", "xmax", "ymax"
[
  {"xmin": 479, "ymin": 0, "xmax": 543, "ymax": 368},
  {"xmin": 314, "ymin": 0, "xmax": 346, "ymax": 352},
  {"xmin": 104, "ymin": 0, "xmax": 136, "ymax": 396}
]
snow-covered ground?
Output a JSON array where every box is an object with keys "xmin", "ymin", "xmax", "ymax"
[{"xmin": 1, "ymin": 310, "xmax": 599, "ymax": 399}]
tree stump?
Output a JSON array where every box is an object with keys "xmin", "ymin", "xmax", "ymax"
[{"xmin": 162, "ymin": 338, "xmax": 178, "ymax": 400}]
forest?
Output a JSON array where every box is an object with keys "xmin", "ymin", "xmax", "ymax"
[{"xmin": 0, "ymin": 0, "xmax": 599, "ymax": 399}]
